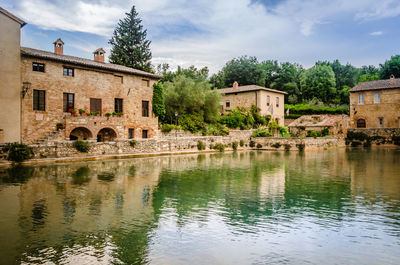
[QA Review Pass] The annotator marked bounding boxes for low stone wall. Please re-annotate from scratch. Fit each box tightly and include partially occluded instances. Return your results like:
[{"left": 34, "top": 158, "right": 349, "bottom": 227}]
[
  {"left": 347, "top": 128, "right": 400, "bottom": 146},
  {"left": 251, "top": 137, "right": 344, "bottom": 151}
]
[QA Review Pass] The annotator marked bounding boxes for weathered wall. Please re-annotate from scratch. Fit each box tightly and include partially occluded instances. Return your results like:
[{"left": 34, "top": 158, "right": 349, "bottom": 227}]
[
  {"left": 251, "top": 137, "right": 343, "bottom": 151},
  {"left": 0, "top": 12, "right": 22, "bottom": 143},
  {"left": 20, "top": 56, "right": 159, "bottom": 143},
  {"left": 350, "top": 89, "right": 400, "bottom": 128},
  {"left": 347, "top": 128, "right": 400, "bottom": 146}
]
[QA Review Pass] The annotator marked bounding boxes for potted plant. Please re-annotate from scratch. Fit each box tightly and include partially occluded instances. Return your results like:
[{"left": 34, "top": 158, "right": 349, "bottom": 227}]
[
  {"left": 79, "top": 109, "right": 86, "bottom": 116},
  {"left": 95, "top": 111, "right": 101, "bottom": 116},
  {"left": 112, "top": 111, "right": 118, "bottom": 117},
  {"left": 105, "top": 112, "right": 112, "bottom": 119},
  {"left": 117, "top": 112, "right": 124, "bottom": 117},
  {"left": 68, "top": 108, "right": 77, "bottom": 116},
  {"left": 56, "top": 122, "right": 64, "bottom": 130}
]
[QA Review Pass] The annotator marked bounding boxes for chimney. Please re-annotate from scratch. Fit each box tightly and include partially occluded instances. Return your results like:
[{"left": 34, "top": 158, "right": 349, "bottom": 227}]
[
  {"left": 390, "top": 74, "right": 395, "bottom": 85},
  {"left": 233, "top": 81, "right": 239, "bottom": 90},
  {"left": 53, "top": 38, "right": 64, "bottom": 55},
  {"left": 93, "top": 48, "right": 105, "bottom": 63}
]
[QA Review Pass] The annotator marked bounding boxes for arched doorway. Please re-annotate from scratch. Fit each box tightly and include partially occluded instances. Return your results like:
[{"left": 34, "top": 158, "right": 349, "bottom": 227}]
[
  {"left": 97, "top": 128, "right": 117, "bottom": 142},
  {"left": 70, "top": 127, "right": 92, "bottom": 140},
  {"left": 356, "top": 119, "right": 366, "bottom": 128}
]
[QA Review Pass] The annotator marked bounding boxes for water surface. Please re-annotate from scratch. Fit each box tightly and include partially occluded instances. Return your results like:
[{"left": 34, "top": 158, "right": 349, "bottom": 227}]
[{"left": 0, "top": 149, "right": 399, "bottom": 264}]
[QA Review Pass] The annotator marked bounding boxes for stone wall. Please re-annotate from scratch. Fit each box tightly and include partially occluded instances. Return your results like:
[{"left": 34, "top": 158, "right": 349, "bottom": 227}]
[
  {"left": 251, "top": 137, "right": 344, "bottom": 151},
  {"left": 347, "top": 128, "right": 400, "bottom": 146}
]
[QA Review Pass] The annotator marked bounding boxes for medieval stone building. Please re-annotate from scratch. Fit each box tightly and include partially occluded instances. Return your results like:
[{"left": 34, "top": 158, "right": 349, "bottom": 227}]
[{"left": 0, "top": 8, "right": 160, "bottom": 144}]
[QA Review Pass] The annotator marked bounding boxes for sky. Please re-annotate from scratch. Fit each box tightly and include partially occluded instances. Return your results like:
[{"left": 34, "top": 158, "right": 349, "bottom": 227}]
[{"left": 2, "top": 0, "right": 400, "bottom": 73}]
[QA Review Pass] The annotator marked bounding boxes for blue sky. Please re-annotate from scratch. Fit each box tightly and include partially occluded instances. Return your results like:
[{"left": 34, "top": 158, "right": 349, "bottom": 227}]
[{"left": 2, "top": 0, "right": 400, "bottom": 73}]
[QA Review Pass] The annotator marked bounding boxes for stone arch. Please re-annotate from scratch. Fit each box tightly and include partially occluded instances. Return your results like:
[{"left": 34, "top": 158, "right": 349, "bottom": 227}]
[
  {"left": 356, "top": 118, "right": 366, "bottom": 128},
  {"left": 97, "top": 127, "right": 117, "bottom": 142},
  {"left": 70, "top": 127, "right": 93, "bottom": 140}
]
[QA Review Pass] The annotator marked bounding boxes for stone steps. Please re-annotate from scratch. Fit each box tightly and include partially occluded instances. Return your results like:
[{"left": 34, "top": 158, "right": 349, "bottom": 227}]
[{"left": 34, "top": 129, "right": 65, "bottom": 145}]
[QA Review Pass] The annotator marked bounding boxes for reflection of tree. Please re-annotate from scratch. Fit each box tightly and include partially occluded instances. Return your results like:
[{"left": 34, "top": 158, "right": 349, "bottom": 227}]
[
  {"left": 31, "top": 199, "right": 47, "bottom": 228},
  {"left": 72, "top": 166, "right": 90, "bottom": 185},
  {"left": 0, "top": 165, "right": 34, "bottom": 184}
]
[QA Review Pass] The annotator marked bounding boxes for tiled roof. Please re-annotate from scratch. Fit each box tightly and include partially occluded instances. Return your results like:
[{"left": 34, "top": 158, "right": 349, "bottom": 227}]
[
  {"left": 350, "top": 78, "right": 400, "bottom": 92},
  {"left": 21, "top": 47, "right": 161, "bottom": 79},
  {"left": 218, "top": 85, "right": 287, "bottom": 95},
  {"left": 0, "top": 7, "right": 26, "bottom": 26},
  {"left": 288, "top": 115, "right": 349, "bottom": 127}
]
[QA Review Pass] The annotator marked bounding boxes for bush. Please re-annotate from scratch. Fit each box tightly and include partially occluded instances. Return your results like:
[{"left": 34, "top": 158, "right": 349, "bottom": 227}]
[
  {"left": 73, "top": 140, "right": 89, "bottom": 153},
  {"left": 161, "top": 124, "right": 176, "bottom": 133},
  {"left": 285, "top": 114, "right": 302, "bottom": 119},
  {"left": 213, "top": 143, "right": 225, "bottom": 152},
  {"left": 284, "top": 104, "right": 349, "bottom": 115},
  {"left": 296, "top": 143, "right": 305, "bottom": 151},
  {"left": 202, "top": 123, "right": 229, "bottom": 136},
  {"left": 271, "top": 142, "right": 281, "bottom": 148},
  {"left": 178, "top": 114, "right": 206, "bottom": 133},
  {"left": 321, "top": 127, "right": 330, "bottom": 137},
  {"left": 56, "top": 122, "right": 64, "bottom": 130},
  {"left": 239, "top": 140, "right": 245, "bottom": 147},
  {"left": 129, "top": 140, "right": 137, "bottom": 148},
  {"left": 284, "top": 144, "right": 291, "bottom": 151},
  {"left": 252, "top": 127, "right": 272, "bottom": 137},
  {"left": 249, "top": 140, "right": 256, "bottom": 147},
  {"left": 232, "top": 141, "right": 238, "bottom": 151},
  {"left": 197, "top": 140, "right": 206, "bottom": 150},
  {"left": 347, "top": 131, "right": 369, "bottom": 141},
  {"left": 306, "top": 130, "right": 321, "bottom": 138},
  {"left": 6, "top": 143, "right": 33, "bottom": 163},
  {"left": 256, "top": 143, "right": 262, "bottom": 149}
]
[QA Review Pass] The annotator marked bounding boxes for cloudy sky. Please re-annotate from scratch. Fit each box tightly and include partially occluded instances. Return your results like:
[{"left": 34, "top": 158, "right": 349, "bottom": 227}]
[{"left": 2, "top": 0, "right": 400, "bottom": 73}]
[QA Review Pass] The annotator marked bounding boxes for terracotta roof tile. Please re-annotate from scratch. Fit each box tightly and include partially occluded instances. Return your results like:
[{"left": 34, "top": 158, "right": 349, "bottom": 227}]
[
  {"left": 21, "top": 47, "right": 161, "bottom": 79},
  {"left": 350, "top": 78, "right": 400, "bottom": 92},
  {"left": 218, "top": 85, "right": 287, "bottom": 95}
]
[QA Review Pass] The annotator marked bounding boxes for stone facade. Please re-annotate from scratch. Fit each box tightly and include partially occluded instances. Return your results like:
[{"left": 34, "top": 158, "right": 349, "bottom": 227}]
[
  {"left": 20, "top": 42, "right": 159, "bottom": 144},
  {"left": 346, "top": 128, "right": 400, "bottom": 146},
  {"left": 288, "top": 115, "right": 350, "bottom": 138},
  {"left": 350, "top": 78, "right": 400, "bottom": 129},
  {"left": 0, "top": 8, "right": 25, "bottom": 143}
]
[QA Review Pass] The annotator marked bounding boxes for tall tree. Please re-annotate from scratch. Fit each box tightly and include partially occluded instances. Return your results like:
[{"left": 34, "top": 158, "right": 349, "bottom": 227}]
[
  {"left": 300, "top": 65, "right": 336, "bottom": 103},
  {"left": 109, "top": 6, "right": 152, "bottom": 72},
  {"left": 152, "top": 83, "right": 166, "bottom": 123},
  {"left": 380, "top": 55, "right": 400, "bottom": 79}
]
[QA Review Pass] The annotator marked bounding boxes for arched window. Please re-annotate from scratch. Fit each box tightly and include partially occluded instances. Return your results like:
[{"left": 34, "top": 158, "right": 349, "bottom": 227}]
[{"left": 356, "top": 119, "right": 366, "bottom": 128}]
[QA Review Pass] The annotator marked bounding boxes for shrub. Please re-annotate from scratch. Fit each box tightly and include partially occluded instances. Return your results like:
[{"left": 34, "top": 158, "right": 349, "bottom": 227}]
[
  {"left": 284, "top": 144, "right": 291, "bottom": 151},
  {"left": 284, "top": 104, "right": 349, "bottom": 115},
  {"left": 285, "top": 114, "right": 302, "bottom": 119},
  {"left": 56, "top": 122, "right": 64, "bottom": 130},
  {"left": 6, "top": 143, "right": 33, "bottom": 163},
  {"left": 105, "top": 112, "right": 112, "bottom": 118},
  {"left": 197, "top": 140, "right": 206, "bottom": 150},
  {"left": 178, "top": 114, "right": 206, "bottom": 133},
  {"left": 73, "top": 140, "right": 89, "bottom": 153},
  {"left": 203, "top": 123, "right": 229, "bottom": 136},
  {"left": 271, "top": 142, "right": 281, "bottom": 148},
  {"left": 79, "top": 109, "right": 86, "bottom": 115},
  {"left": 252, "top": 127, "right": 272, "bottom": 137},
  {"left": 256, "top": 143, "right": 262, "bottom": 149},
  {"left": 321, "top": 127, "right": 330, "bottom": 137},
  {"left": 296, "top": 143, "right": 305, "bottom": 151},
  {"left": 346, "top": 131, "right": 369, "bottom": 141},
  {"left": 213, "top": 143, "right": 225, "bottom": 152},
  {"left": 232, "top": 141, "right": 238, "bottom": 151},
  {"left": 351, "top": 141, "right": 361, "bottom": 147},
  {"left": 249, "top": 140, "right": 256, "bottom": 147},
  {"left": 219, "top": 108, "right": 254, "bottom": 129},
  {"left": 161, "top": 124, "right": 176, "bottom": 133},
  {"left": 306, "top": 130, "right": 321, "bottom": 138},
  {"left": 239, "top": 140, "right": 245, "bottom": 147},
  {"left": 129, "top": 140, "right": 137, "bottom": 148}
]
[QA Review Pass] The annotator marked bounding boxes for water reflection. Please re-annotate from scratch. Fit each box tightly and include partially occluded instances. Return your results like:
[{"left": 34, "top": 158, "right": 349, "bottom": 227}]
[{"left": 0, "top": 149, "right": 399, "bottom": 264}]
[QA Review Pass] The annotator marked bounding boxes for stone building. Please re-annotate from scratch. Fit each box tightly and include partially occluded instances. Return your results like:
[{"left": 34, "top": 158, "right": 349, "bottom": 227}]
[
  {"left": 0, "top": 8, "right": 160, "bottom": 144},
  {"left": 350, "top": 76, "right": 400, "bottom": 128},
  {"left": 218, "top": 82, "right": 287, "bottom": 126},
  {"left": 288, "top": 114, "right": 349, "bottom": 137},
  {"left": 0, "top": 7, "right": 26, "bottom": 143}
]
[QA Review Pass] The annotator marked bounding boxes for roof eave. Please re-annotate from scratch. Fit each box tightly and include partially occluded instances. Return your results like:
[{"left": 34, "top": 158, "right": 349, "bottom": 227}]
[{"left": 0, "top": 7, "right": 26, "bottom": 27}]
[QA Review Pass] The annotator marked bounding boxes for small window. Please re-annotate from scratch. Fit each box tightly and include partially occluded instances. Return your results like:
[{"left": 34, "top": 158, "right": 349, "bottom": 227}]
[
  {"left": 90, "top": 98, "right": 102, "bottom": 113},
  {"left": 63, "top": 67, "right": 74, "bottom": 77},
  {"left": 128, "top": 128, "right": 134, "bottom": 139},
  {"left": 379, "top": 117, "right": 383, "bottom": 128},
  {"left": 142, "top": 79, "right": 150, "bottom": 87},
  {"left": 267, "top": 95, "right": 270, "bottom": 106},
  {"left": 357, "top": 119, "right": 366, "bottom": 128},
  {"left": 33, "top": 90, "right": 45, "bottom": 111},
  {"left": 63, "top": 93, "right": 75, "bottom": 112},
  {"left": 142, "top": 130, "right": 148, "bottom": 139},
  {"left": 226, "top": 100, "right": 230, "bottom": 108},
  {"left": 358, "top": 94, "right": 364, "bottom": 104},
  {"left": 276, "top": 97, "right": 279, "bottom": 107},
  {"left": 115, "top": 98, "right": 123, "bottom": 113},
  {"left": 32, "top": 62, "right": 45, "bottom": 72},
  {"left": 142, "top": 100, "right": 149, "bottom": 117},
  {"left": 374, "top": 93, "right": 380, "bottom": 104}
]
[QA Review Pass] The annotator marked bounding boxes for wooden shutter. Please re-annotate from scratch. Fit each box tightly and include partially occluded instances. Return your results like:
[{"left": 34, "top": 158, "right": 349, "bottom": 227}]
[{"left": 90, "top": 98, "right": 101, "bottom": 113}]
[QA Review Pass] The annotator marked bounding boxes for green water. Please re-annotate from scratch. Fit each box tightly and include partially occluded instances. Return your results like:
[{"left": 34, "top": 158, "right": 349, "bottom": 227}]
[{"left": 0, "top": 149, "right": 400, "bottom": 265}]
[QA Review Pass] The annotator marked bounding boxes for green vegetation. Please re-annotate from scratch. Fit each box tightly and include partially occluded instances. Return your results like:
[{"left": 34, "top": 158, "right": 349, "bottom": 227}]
[
  {"left": 152, "top": 82, "right": 166, "bottom": 122},
  {"left": 73, "top": 140, "right": 89, "bottom": 153},
  {"left": 232, "top": 141, "right": 238, "bottom": 151},
  {"left": 6, "top": 143, "right": 33, "bottom": 163},
  {"left": 252, "top": 128, "right": 272, "bottom": 137},
  {"left": 197, "top": 140, "right": 206, "bottom": 150},
  {"left": 296, "top": 143, "right": 305, "bottom": 151},
  {"left": 202, "top": 123, "right": 229, "bottom": 136},
  {"left": 285, "top": 104, "right": 349, "bottom": 115},
  {"left": 249, "top": 140, "right": 256, "bottom": 148},
  {"left": 161, "top": 124, "right": 177, "bottom": 133},
  {"left": 56, "top": 122, "right": 64, "bottom": 130},
  {"left": 271, "top": 142, "right": 281, "bottom": 148},
  {"left": 129, "top": 140, "right": 137, "bottom": 148},
  {"left": 284, "top": 144, "right": 291, "bottom": 151},
  {"left": 256, "top": 143, "right": 263, "bottom": 149},
  {"left": 213, "top": 143, "right": 225, "bottom": 152},
  {"left": 239, "top": 140, "right": 245, "bottom": 147}
]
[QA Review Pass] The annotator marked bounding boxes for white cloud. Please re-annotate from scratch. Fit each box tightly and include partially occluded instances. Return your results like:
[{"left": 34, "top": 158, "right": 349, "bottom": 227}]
[{"left": 369, "top": 31, "right": 383, "bottom": 36}]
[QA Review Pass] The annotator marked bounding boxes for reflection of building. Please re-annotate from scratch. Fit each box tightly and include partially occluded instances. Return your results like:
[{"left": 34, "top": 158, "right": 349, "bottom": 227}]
[
  {"left": 259, "top": 166, "right": 285, "bottom": 198},
  {"left": 0, "top": 8, "right": 160, "bottom": 144},
  {"left": 218, "top": 81, "right": 287, "bottom": 126},
  {"left": 350, "top": 76, "right": 400, "bottom": 128}
]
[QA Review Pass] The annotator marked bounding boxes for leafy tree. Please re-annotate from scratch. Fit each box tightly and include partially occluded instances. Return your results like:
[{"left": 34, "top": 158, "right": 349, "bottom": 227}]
[
  {"left": 380, "top": 55, "right": 400, "bottom": 79},
  {"left": 359, "top": 73, "right": 380, "bottom": 82},
  {"left": 300, "top": 65, "right": 336, "bottom": 103},
  {"left": 359, "top": 65, "right": 379, "bottom": 76},
  {"left": 152, "top": 82, "right": 165, "bottom": 122},
  {"left": 270, "top": 62, "right": 303, "bottom": 102},
  {"left": 161, "top": 65, "right": 209, "bottom": 83},
  {"left": 109, "top": 5, "right": 152, "bottom": 72},
  {"left": 259, "top": 60, "right": 280, "bottom": 87},
  {"left": 316, "top": 60, "right": 358, "bottom": 92}
]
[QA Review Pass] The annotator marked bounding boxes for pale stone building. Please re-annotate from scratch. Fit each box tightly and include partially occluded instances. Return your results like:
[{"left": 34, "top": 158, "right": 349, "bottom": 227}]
[
  {"left": 350, "top": 76, "right": 400, "bottom": 128},
  {"left": 288, "top": 115, "right": 350, "bottom": 137},
  {"left": 0, "top": 8, "right": 160, "bottom": 144},
  {"left": 218, "top": 82, "right": 287, "bottom": 125}
]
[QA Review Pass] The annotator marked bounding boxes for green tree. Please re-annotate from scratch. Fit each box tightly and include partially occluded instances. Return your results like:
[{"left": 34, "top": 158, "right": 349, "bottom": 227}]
[
  {"left": 109, "top": 5, "right": 152, "bottom": 72},
  {"left": 152, "top": 82, "right": 165, "bottom": 122},
  {"left": 270, "top": 62, "right": 303, "bottom": 102},
  {"left": 300, "top": 65, "right": 336, "bottom": 103},
  {"left": 316, "top": 60, "right": 358, "bottom": 92},
  {"left": 380, "top": 55, "right": 400, "bottom": 79},
  {"left": 161, "top": 65, "right": 209, "bottom": 83},
  {"left": 359, "top": 73, "right": 380, "bottom": 82}
]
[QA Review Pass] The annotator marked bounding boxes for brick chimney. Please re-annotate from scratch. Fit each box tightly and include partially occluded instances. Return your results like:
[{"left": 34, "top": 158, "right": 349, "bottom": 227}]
[
  {"left": 53, "top": 38, "right": 64, "bottom": 55},
  {"left": 93, "top": 48, "right": 105, "bottom": 63},
  {"left": 390, "top": 74, "right": 395, "bottom": 85},
  {"left": 233, "top": 81, "right": 239, "bottom": 90}
]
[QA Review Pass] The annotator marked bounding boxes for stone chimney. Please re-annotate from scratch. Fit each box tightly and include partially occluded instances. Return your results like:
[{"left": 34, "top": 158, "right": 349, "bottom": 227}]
[
  {"left": 53, "top": 38, "right": 64, "bottom": 55},
  {"left": 233, "top": 81, "right": 239, "bottom": 90},
  {"left": 390, "top": 74, "right": 395, "bottom": 85},
  {"left": 93, "top": 48, "right": 105, "bottom": 63}
]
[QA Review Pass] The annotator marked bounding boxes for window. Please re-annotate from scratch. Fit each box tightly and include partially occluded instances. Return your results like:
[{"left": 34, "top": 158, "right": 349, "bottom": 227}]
[
  {"left": 267, "top": 95, "right": 270, "bottom": 106},
  {"left": 90, "top": 98, "right": 102, "bottom": 113},
  {"left": 33, "top": 90, "right": 45, "bottom": 111},
  {"left": 142, "top": 130, "right": 148, "bottom": 138},
  {"left": 63, "top": 93, "right": 74, "bottom": 112},
  {"left": 374, "top": 93, "right": 380, "bottom": 104},
  {"left": 63, "top": 67, "right": 74, "bottom": 77},
  {"left": 379, "top": 117, "right": 383, "bottom": 128},
  {"left": 142, "top": 100, "right": 149, "bottom": 117},
  {"left": 32, "top": 62, "right": 45, "bottom": 72},
  {"left": 358, "top": 94, "right": 364, "bottom": 104},
  {"left": 226, "top": 100, "right": 230, "bottom": 108},
  {"left": 128, "top": 128, "right": 134, "bottom": 139},
  {"left": 115, "top": 98, "right": 123, "bottom": 113},
  {"left": 276, "top": 97, "right": 279, "bottom": 107},
  {"left": 142, "top": 79, "right": 150, "bottom": 87},
  {"left": 357, "top": 119, "right": 366, "bottom": 128}
]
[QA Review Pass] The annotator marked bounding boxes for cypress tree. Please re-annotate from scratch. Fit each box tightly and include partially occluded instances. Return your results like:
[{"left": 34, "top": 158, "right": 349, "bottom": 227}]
[
  {"left": 152, "top": 82, "right": 166, "bottom": 122},
  {"left": 109, "top": 6, "right": 152, "bottom": 72}
]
